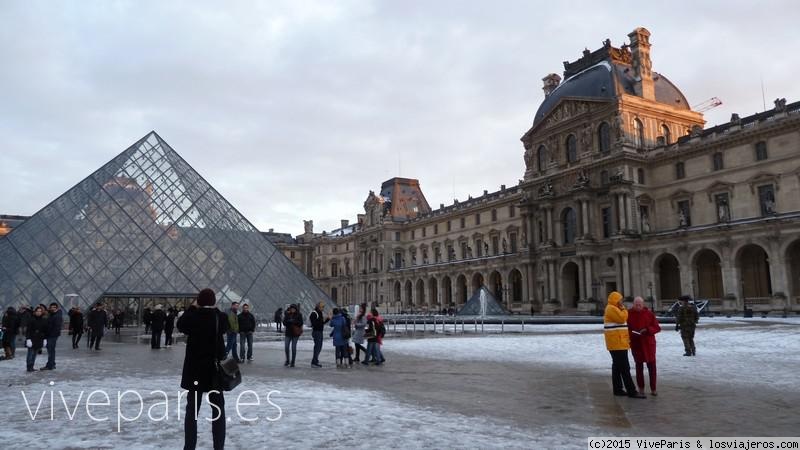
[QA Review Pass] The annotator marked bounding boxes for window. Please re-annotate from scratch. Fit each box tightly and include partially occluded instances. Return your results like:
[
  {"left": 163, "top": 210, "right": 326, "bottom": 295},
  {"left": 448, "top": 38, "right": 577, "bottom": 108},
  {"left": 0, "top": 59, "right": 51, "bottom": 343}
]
[
  {"left": 712, "top": 152, "right": 724, "bottom": 171},
  {"left": 492, "top": 236, "right": 499, "bottom": 255},
  {"left": 346, "top": 243, "right": 349, "bottom": 250},
  {"left": 394, "top": 252, "right": 402, "bottom": 268},
  {"left": 460, "top": 217, "right": 465, "bottom": 229},
  {"left": 491, "top": 209, "right": 497, "bottom": 222},
  {"left": 637, "top": 168, "right": 645, "bottom": 185},
  {"left": 633, "top": 118, "right": 645, "bottom": 148},
  {"left": 601, "top": 207, "right": 611, "bottom": 238},
  {"left": 447, "top": 245, "right": 454, "bottom": 261},
  {"left": 422, "top": 227, "right": 426, "bottom": 237},
  {"left": 676, "top": 162, "right": 685, "bottom": 180},
  {"left": 601, "top": 170, "right": 609, "bottom": 185},
  {"left": 460, "top": 241, "right": 468, "bottom": 259},
  {"left": 537, "top": 221, "right": 544, "bottom": 243},
  {"left": 447, "top": 220, "right": 451, "bottom": 232},
  {"left": 476, "top": 239, "right": 483, "bottom": 257},
  {"left": 598, "top": 122, "right": 611, "bottom": 153},
  {"left": 755, "top": 141, "right": 768, "bottom": 161},
  {"left": 566, "top": 134, "right": 577, "bottom": 163},
  {"left": 509, "top": 205, "right": 516, "bottom": 218},
  {"left": 537, "top": 145, "right": 547, "bottom": 172},
  {"left": 562, "top": 208, "right": 577, "bottom": 244},
  {"left": 331, "top": 263, "right": 338, "bottom": 278},
  {"left": 411, "top": 230, "right": 415, "bottom": 239},
  {"left": 434, "top": 224, "right": 438, "bottom": 235},
  {"left": 758, "top": 185, "right": 776, "bottom": 216},
  {"left": 510, "top": 232, "right": 518, "bottom": 253},
  {"left": 677, "top": 200, "right": 691, "bottom": 227},
  {"left": 661, "top": 124, "right": 671, "bottom": 145},
  {"left": 475, "top": 213, "right": 481, "bottom": 225},
  {"left": 434, "top": 247, "right": 441, "bottom": 263},
  {"left": 290, "top": 250, "right": 296, "bottom": 259},
  {"left": 715, "top": 193, "right": 730, "bottom": 222}
]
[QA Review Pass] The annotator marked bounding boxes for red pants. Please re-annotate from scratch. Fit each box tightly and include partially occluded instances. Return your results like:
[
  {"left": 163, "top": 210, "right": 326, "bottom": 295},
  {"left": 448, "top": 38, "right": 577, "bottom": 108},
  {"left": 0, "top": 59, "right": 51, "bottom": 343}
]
[{"left": 635, "top": 361, "right": 657, "bottom": 392}]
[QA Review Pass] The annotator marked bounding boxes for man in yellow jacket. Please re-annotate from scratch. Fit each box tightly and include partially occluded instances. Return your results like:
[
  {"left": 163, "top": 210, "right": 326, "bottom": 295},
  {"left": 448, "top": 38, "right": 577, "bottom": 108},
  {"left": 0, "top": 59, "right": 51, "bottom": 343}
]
[{"left": 604, "top": 291, "right": 646, "bottom": 398}]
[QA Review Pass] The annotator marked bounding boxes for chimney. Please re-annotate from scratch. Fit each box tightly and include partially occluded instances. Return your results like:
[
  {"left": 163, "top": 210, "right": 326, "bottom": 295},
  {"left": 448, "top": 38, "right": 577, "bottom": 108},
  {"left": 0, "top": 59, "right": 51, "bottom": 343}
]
[
  {"left": 341, "top": 219, "right": 349, "bottom": 229},
  {"left": 268, "top": 228, "right": 274, "bottom": 233},
  {"left": 627, "top": 27, "right": 655, "bottom": 101},
  {"left": 542, "top": 73, "right": 562, "bottom": 97}
]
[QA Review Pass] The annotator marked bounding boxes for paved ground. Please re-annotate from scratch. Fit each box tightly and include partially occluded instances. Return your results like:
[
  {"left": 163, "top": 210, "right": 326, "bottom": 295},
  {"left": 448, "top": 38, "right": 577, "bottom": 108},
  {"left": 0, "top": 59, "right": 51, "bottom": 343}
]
[{"left": 1, "top": 322, "right": 797, "bottom": 447}]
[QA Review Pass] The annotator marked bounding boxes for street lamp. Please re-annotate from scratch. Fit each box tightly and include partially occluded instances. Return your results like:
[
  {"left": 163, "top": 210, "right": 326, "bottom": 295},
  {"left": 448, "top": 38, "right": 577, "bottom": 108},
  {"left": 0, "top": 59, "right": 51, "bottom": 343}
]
[{"left": 647, "top": 281, "right": 654, "bottom": 311}]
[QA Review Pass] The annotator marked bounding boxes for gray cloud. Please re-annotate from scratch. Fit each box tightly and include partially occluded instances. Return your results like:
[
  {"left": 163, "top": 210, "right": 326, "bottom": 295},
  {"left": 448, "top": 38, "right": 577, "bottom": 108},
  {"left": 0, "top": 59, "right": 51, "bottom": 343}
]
[{"left": 2, "top": 0, "right": 799, "bottom": 235}]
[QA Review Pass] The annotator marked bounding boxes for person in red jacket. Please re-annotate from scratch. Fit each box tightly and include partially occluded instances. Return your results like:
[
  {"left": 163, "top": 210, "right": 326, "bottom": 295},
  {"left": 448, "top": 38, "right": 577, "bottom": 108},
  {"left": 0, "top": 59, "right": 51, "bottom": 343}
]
[{"left": 627, "top": 296, "right": 661, "bottom": 396}]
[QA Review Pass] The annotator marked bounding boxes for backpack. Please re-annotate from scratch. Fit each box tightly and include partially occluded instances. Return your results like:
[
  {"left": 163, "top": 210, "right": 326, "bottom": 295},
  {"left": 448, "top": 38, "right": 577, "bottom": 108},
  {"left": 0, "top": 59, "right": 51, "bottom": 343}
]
[
  {"left": 342, "top": 316, "right": 352, "bottom": 340},
  {"left": 376, "top": 320, "right": 385, "bottom": 338}
]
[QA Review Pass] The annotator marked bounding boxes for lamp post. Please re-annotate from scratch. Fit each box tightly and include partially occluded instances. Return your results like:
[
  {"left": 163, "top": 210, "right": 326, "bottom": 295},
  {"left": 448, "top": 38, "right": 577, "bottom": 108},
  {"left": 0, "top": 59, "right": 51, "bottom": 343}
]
[{"left": 647, "top": 281, "right": 654, "bottom": 311}]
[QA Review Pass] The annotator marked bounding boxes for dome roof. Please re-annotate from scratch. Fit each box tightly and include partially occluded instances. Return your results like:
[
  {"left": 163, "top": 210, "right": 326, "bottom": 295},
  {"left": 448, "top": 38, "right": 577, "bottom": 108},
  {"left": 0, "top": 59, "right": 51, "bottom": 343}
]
[{"left": 532, "top": 60, "right": 690, "bottom": 128}]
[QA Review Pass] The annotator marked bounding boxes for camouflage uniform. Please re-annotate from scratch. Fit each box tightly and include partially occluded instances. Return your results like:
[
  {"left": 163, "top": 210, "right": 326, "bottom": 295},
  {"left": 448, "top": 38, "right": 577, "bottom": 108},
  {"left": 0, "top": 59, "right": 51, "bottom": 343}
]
[{"left": 675, "top": 302, "right": 699, "bottom": 355}]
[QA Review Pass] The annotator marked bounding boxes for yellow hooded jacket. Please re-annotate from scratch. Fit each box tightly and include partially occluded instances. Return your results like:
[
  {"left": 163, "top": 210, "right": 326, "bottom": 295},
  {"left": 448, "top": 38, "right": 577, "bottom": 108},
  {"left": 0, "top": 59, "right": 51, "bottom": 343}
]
[{"left": 603, "top": 291, "right": 630, "bottom": 351}]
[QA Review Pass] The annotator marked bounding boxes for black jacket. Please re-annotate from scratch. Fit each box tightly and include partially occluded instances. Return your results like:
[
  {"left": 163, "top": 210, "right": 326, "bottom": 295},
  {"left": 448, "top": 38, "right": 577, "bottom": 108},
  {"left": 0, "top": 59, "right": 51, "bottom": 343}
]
[
  {"left": 238, "top": 311, "right": 256, "bottom": 333},
  {"left": 26, "top": 315, "right": 48, "bottom": 349},
  {"left": 2, "top": 311, "right": 20, "bottom": 335},
  {"left": 309, "top": 308, "right": 329, "bottom": 331},
  {"left": 164, "top": 312, "right": 176, "bottom": 332},
  {"left": 68, "top": 310, "right": 84, "bottom": 332},
  {"left": 177, "top": 307, "right": 228, "bottom": 392},
  {"left": 282, "top": 311, "right": 303, "bottom": 337},
  {"left": 46, "top": 310, "right": 64, "bottom": 338},
  {"left": 87, "top": 309, "right": 108, "bottom": 332},
  {"left": 150, "top": 310, "right": 166, "bottom": 330}
]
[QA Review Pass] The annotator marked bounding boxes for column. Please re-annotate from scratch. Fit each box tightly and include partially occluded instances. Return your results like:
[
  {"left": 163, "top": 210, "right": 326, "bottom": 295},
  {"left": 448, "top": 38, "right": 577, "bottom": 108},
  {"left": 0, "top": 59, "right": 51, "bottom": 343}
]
[
  {"left": 548, "top": 261, "right": 557, "bottom": 301},
  {"left": 578, "top": 260, "right": 586, "bottom": 301},
  {"left": 581, "top": 201, "right": 590, "bottom": 237},
  {"left": 546, "top": 208, "right": 554, "bottom": 243},
  {"left": 624, "top": 194, "right": 633, "bottom": 232},
  {"left": 621, "top": 253, "right": 630, "bottom": 295},
  {"left": 583, "top": 256, "right": 593, "bottom": 301},
  {"left": 616, "top": 194, "right": 625, "bottom": 233}
]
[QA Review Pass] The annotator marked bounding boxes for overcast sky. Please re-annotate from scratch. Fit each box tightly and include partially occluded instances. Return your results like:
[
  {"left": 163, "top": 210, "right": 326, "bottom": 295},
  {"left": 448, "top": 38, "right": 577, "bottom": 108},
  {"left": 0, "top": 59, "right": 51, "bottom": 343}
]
[{"left": 2, "top": 1, "right": 799, "bottom": 236}]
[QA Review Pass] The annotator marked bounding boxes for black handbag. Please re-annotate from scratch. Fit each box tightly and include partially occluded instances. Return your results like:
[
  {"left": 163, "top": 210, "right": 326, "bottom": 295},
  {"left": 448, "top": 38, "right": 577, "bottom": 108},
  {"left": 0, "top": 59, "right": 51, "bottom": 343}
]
[{"left": 213, "top": 314, "right": 242, "bottom": 391}]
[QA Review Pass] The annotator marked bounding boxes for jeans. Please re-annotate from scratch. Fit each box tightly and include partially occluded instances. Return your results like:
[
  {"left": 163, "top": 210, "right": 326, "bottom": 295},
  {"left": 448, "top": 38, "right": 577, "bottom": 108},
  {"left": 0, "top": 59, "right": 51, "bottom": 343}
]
[
  {"left": 151, "top": 327, "right": 163, "bottom": 349},
  {"left": 609, "top": 350, "right": 637, "bottom": 394},
  {"left": 225, "top": 332, "right": 238, "bottom": 360},
  {"left": 26, "top": 347, "right": 38, "bottom": 369},
  {"left": 239, "top": 332, "right": 253, "bottom": 360},
  {"left": 184, "top": 390, "right": 225, "bottom": 450},
  {"left": 45, "top": 336, "right": 58, "bottom": 369},
  {"left": 311, "top": 330, "right": 323, "bottom": 364},
  {"left": 71, "top": 331, "right": 82, "bottom": 348},
  {"left": 284, "top": 336, "right": 298, "bottom": 364},
  {"left": 335, "top": 344, "right": 350, "bottom": 363}
]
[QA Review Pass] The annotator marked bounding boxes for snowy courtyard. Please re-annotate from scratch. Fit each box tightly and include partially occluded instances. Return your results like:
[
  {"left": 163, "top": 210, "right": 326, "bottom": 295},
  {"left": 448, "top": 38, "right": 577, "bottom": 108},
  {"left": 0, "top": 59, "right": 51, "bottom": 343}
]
[{"left": 0, "top": 317, "right": 798, "bottom": 449}]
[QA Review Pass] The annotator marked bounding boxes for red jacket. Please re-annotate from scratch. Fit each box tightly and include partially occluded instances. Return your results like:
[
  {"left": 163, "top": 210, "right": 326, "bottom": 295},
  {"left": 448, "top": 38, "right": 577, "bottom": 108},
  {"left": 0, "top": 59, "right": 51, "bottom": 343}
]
[{"left": 627, "top": 307, "right": 661, "bottom": 363}]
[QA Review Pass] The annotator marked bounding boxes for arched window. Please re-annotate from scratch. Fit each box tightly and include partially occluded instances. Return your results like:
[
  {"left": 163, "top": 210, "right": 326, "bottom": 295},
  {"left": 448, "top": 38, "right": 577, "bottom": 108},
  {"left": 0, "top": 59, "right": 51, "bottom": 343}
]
[
  {"left": 562, "top": 208, "right": 577, "bottom": 244},
  {"left": 537, "top": 145, "right": 547, "bottom": 172},
  {"left": 565, "top": 134, "right": 577, "bottom": 163},
  {"left": 598, "top": 122, "right": 611, "bottom": 153},
  {"left": 661, "top": 124, "right": 671, "bottom": 145},
  {"left": 633, "top": 118, "right": 645, "bottom": 148}
]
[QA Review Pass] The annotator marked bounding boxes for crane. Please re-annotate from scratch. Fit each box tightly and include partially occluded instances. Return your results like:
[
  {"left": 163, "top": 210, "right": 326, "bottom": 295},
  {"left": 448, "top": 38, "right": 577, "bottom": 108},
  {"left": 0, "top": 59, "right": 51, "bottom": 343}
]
[{"left": 692, "top": 97, "right": 723, "bottom": 113}]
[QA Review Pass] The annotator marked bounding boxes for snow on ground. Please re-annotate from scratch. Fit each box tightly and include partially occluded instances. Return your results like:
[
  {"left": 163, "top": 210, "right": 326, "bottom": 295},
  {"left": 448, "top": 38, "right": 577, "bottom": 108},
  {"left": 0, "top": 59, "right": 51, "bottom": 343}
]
[
  {"left": 0, "top": 374, "right": 593, "bottom": 449},
  {"left": 383, "top": 322, "right": 800, "bottom": 389}
]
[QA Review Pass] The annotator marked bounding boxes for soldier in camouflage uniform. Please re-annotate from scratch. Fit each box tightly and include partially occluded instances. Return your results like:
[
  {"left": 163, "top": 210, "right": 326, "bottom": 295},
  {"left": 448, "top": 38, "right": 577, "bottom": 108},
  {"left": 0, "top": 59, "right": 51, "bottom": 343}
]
[{"left": 675, "top": 295, "right": 699, "bottom": 356}]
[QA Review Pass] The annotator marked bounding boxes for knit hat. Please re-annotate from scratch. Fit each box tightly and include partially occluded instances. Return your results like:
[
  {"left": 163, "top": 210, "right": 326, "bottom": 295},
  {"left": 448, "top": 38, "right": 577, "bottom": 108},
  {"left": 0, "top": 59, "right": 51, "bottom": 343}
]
[
  {"left": 607, "top": 291, "right": 623, "bottom": 305},
  {"left": 679, "top": 295, "right": 691, "bottom": 302},
  {"left": 198, "top": 288, "right": 216, "bottom": 306}
]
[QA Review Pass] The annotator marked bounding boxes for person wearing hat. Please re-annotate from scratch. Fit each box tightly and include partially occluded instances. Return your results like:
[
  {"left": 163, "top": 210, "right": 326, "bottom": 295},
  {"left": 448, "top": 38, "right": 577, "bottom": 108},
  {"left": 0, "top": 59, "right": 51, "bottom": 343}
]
[
  {"left": 675, "top": 295, "right": 699, "bottom": 356},
  {"left": 309, "top": 301, "right": 330, "bottom": 367},
  {"left": 150, "top": 305, "right": 166, "bottom": 349},
  {"left": 177, "top": 288, "right": 228, "bottom": 450},
  {"left": 87, "top": 303, "right": 108, "bottom": 350},
  {"left": 604, "top": 291, "right": 645, "bottom": 399}
]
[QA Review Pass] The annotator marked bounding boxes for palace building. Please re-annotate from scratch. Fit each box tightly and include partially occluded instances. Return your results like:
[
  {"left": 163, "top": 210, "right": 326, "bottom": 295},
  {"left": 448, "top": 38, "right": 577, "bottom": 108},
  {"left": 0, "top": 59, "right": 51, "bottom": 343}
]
[{"left": 273, "top": 27, "right": 800, "bottom": 314}]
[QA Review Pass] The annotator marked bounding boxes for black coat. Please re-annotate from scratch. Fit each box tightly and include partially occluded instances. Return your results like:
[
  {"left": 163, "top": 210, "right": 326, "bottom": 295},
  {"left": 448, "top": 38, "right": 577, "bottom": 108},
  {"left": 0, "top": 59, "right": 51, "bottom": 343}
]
[
  {"left": 26, "top": 315, "right": 48, "bottom": 349},
  {"left": 309, "top": 309, "right": 329, "bottom": 331},
  {"left": 68, "top": 310, "right": 84, "bottom": 333},
  {"left": 164, "top": 312, "right": 176, "bottom": 332},
  {"left": 87, "top": 309, "right": 107, "bottom": 332},
  {"left": 177, "top": 307, "right": 227, "bottom": 392},
  {"left": 46, "top": 310, "right": 64, "bottom": 338},
  {"left": 238, "top": 312, "right": 256, "bottom": 333},
  {"left": 150, "top": 310, "right": 166, "bottom": 330},
  {"left": 2, "top": 311, "right": 20, "bottom": 335},
  {"left": 282, "top": 311, "right": 303, "bottom": 337}
]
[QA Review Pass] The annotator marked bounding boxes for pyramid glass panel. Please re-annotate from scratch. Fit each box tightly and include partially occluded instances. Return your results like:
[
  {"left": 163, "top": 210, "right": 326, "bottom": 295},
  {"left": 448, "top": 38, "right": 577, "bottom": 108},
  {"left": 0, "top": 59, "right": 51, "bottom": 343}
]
[{"left": 0, "top": 132, "right": 332, "bottom": 317}]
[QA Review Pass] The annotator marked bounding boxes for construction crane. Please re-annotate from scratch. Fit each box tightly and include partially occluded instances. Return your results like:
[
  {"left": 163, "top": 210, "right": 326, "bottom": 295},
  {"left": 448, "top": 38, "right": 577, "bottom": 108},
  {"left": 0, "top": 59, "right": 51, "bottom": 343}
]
[{"left": 692, "top": 97, "right": 723, "bottom": 113}]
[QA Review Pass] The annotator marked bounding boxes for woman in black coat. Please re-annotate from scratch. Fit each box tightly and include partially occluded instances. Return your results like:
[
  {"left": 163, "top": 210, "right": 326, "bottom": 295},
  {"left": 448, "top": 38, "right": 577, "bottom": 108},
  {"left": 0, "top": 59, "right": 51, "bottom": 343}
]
[
  {"left": 177, "top": 288, "right": 228, "bottom": 450},
  {"left": 25, "top": 306, "right": 48, "bottom": 372},
  {"left": 282, "top": 304, "right": 303, "bottom": 367}
]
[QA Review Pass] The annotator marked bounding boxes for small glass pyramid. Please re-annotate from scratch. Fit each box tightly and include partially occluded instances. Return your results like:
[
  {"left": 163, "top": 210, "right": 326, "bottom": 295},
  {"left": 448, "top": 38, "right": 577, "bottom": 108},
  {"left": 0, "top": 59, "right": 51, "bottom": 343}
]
[{"left": 0, "top": 132, "right": 331, "bottom": 315}]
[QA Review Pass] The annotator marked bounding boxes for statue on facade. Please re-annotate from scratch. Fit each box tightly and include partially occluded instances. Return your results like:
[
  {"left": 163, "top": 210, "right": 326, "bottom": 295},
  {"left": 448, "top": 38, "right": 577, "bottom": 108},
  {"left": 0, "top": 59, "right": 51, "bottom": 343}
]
[
  {"left": 774, "top": 98, "right": 787, "bottom": 112},
  {"left": 539, "top": 179, "right": 554, "bottom": 196},
  {"left": 641, "top": 212, "right": 651, "bottom": 233},
  {"left": 484, "top": 242, "right": 489, "bottom": 256},
  {"left": 576, "top": 169, "right": 590, "bottom": 186},
  {"left": 717, "top": 199, "right": 730, "bottom": 222},
  {"left": 678, "top": 209, "right": 688, "bottom": 228},
  {"left": 303, "top": 220, "right": 314, "bottom": 234},
  {"left": 467, "top": 246, "right": 473, "bottom": 259},
  {"left": 502, "top": 238, "right": 508, "bottom": 254}
]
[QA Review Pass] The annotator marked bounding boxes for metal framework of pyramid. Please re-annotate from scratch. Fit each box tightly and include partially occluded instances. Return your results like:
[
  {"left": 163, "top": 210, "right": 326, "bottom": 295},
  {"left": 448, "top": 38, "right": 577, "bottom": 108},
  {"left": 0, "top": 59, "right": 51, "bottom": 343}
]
[
  {"left": 0, "top": 132, "right": 332, "bottom": 315},
  {"left": 456, "top": 286, "right": 509, "bottom": 316}
]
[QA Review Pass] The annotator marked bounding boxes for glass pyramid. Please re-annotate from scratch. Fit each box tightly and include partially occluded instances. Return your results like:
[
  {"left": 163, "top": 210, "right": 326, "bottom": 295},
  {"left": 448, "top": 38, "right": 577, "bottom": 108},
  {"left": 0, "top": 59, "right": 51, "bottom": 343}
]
[
  {"left": 456, "top": 286, "right": 508, "bottom": 316},
  {"left": 0, "top": 132, "right": 331, "bottom": 316}
]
